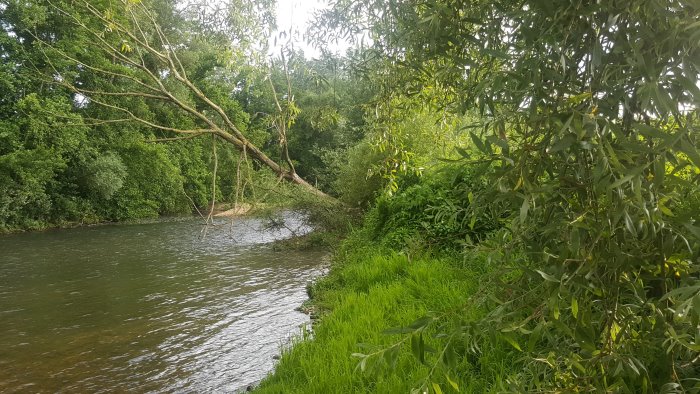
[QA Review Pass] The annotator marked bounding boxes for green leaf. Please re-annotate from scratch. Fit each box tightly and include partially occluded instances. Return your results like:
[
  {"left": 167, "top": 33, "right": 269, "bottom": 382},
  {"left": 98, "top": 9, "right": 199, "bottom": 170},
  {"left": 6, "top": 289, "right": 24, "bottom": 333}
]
[
  {"left": 610, "top": 321, "right": 621, "bottom": 342},
  {"left": 432, "top": 382, "right": 444, "bottom": 394},
  {"left": 445, "top": 374, "right": 459, "bottom": 393},
  {"left": 603, "top": 137, "right": 623, "bottom": 170},
  {"left": 678, "top": 136, "right": 700, "bottom": 169},
  {"left": 480, "top": 48, "right": 509, "bottom": 59},
  {"left": 677, "top": 75, "right": 700, "bottom": 101},
  {"left": 455, "top": 146, "right": 470, "bottom": 158},
  {"left": 653, "top": 156, "right": 665, "bottom": 188},
  {"left": 354, "top": 355, "right": 368, "bottom": 373},
  {"left": 591, "top": 40, "right": 603, "bottom": 70},
  {"left": 653, "top": 84, "right": 675, "bottom": 115},
  {"left": 502, "top": 332, "right": 522, "bottom": 351},
  {"left": 659, "top": 284, "right": 700, "bottom": 302},
  {"left": 568, "top": 93, "right": 592, "bottom": 105},
  {"left": 571, "top": 359, "right": 586, "bottom": 373},
  {"left": 411, "top": 333, "right": 425, "bottom": 364},
  {"left": 408, "top": 316, "right": 434, "bottom": 330},
  {"left": 549, "top": 133, "right": 577, "bottom": 153},
  {"left": 572, "top": 297, "right": 579, "bottom": 319},
  {"left": 636, "top": 124, "right": 674, "bottom": 144},
  {"left": 528, "top": 321, "right": 544, "bottom": 352},
  {"left": 609, "top": 163, "right": 650, "bottom": 189},
  {"left": 519, "top": 197, "right": 530, "bottom": 223},
  {"left": 657, "top": 196, "right": 674, "bottom": 216},
  {"left": 383, "top": 326, "right": 416, "bottom": 335},
  {"left": 683, "top": 223, "right": 700, "bottom": 240},
  {"left": 469, "top": 132, "right": 487, "bottom": 154},
  {"left": 442, "top": 343, "right": 458, "bottom": 369},
  {"left": 692, "top": 294, "right": 700, "bottom": 317},
  {"left": 536, "top": 270, "right": 560, "bottom": 283},
  {"left": 383, "top": 345, "right": 400, "bottom": 369},
  {"left": 486, "top": 134, "right": 508, "bottom": 150},
  {"left": 623, "top": 211, "right": 638, "bottom": 236},
  {"left": 445, "top": 374, "right": 460, "bottom": 392}
]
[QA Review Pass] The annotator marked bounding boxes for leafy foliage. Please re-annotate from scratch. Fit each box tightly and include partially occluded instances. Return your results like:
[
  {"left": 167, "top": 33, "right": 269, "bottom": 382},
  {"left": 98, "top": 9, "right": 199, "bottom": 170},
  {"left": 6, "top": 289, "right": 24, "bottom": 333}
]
[
  {"left": 318, "top": 0, "right": 700, "bottom": 391},
  {"left": 82, "top": 152, "right": 127, "bottom": 201},
  {"left": 0, "top": 0, "right": 346, "bottom": 231},
  {"left": 372, "top": 164, "right": 502, "bottom": 250},
  {"left": 3, "top": 0, "right": 699, "bottom": 390}
]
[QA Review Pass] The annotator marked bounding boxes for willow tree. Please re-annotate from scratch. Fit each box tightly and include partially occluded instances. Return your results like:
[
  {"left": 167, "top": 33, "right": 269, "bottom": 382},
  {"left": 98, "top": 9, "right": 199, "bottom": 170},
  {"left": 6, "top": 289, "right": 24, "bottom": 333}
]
[
  {"left": 30, "top": 0, "right": 328, "bottom": 198},
  {"left": 317, "top": 0, "right": 700, "bottom": 391}
]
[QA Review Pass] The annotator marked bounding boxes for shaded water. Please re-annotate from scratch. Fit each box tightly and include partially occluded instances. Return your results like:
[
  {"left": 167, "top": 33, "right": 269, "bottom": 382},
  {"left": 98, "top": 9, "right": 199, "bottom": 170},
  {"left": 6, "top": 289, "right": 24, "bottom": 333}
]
[{"left": 0, "top": 212, "right": 327, "bottom": 393}]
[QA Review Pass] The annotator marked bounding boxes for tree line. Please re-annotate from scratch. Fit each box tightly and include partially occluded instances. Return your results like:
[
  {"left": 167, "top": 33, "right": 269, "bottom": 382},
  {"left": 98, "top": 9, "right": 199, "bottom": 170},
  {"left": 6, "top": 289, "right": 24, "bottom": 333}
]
[{"left": 0, "top": 0, "right": 379, "bottom": 231}]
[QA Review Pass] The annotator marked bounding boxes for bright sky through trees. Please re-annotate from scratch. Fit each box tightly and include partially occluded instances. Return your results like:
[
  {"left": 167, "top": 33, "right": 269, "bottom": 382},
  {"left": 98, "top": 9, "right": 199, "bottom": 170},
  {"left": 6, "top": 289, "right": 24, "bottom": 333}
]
[{"left": 271, "top": 0, "right": 349, "bottom": 58}]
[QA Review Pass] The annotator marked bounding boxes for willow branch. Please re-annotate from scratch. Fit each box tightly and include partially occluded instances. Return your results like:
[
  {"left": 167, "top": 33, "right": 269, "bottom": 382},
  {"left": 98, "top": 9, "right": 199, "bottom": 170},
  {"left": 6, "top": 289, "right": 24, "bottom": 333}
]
[
  {"left": 67, "top": 0, "right": 284, "bottom": 166},
  {"left": 31, "top": 33, "right": 162, "bottom": 94},
  {"left": 80, "top": 0, "right": 168, "bottom": 60},
  {"left": 280, "top": 51, "right": 297, "bottom": 174},
  {"left": 35, "top": 0, "right": 332, "bottom": 199},
  {"left": 203, "top": 134, "right": 219, "bottom": 236},
  {"left": 47, "top": 1, "right": 160, "bottom": 72},
  {"left": 142, "top": 6, "right": 190, "bottom": 80},
  {"left": 148, "top": 133, "right": 205, "bottom": 142},
  {"left": 267, "top": 56, "right": 296, "bottom": 174},
  {"left": 71, "top": 89, "right": 211, "bottom": 134},
  {"left": 57, "top": 83, "right": 170, "bottom": 101}
]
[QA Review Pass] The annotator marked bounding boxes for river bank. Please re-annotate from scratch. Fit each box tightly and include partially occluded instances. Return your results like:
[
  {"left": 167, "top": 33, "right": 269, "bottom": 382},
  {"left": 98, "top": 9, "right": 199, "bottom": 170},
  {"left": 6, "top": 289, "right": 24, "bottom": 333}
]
[
  {"left": 252, "top": 222, "right": 514, "bottom": 393},
  {"left": 0, "top": 202, "right": 269, "bottom": 235}
]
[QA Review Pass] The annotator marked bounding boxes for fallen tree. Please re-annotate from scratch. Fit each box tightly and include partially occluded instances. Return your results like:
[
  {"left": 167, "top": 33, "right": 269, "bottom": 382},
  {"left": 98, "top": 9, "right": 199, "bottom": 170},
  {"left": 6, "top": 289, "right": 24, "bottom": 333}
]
[{"left": 32, "top": 0, "right": 330, "bottom": 199}]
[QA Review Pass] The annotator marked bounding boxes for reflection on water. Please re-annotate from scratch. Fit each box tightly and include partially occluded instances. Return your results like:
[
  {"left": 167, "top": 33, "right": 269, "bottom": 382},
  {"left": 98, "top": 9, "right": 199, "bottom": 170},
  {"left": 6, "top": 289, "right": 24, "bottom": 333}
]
[{"left": 0, "top": 212, "right": 327, "bottom": 393}]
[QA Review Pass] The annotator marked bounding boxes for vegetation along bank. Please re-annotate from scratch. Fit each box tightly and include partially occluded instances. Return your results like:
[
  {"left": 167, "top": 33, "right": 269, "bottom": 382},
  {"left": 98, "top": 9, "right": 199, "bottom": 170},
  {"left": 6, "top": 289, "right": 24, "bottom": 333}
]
[{"left": 1, "top": 0, "right": 698, "bottom": 392}]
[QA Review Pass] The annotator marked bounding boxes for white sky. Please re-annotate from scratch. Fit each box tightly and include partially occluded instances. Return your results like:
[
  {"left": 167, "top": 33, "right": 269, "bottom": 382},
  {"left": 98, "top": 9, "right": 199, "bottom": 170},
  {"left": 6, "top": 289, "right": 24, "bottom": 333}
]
[{"left": 270, "top": 0, "right": 349, "bottom": 58}]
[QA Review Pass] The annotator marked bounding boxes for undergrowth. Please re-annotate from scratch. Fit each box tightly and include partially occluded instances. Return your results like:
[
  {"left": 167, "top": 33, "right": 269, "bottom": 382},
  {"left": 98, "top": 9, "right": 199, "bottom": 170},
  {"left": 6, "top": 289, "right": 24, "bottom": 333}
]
[{"left": 254, "top": 201, "right": 513, "bottom": 393}]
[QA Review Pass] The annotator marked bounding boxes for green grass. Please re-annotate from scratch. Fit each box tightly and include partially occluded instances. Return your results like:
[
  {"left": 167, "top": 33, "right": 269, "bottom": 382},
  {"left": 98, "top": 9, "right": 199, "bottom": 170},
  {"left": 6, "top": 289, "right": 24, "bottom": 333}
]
[{"left": 253, "top": 232, "right": 513, "bottom": 394}]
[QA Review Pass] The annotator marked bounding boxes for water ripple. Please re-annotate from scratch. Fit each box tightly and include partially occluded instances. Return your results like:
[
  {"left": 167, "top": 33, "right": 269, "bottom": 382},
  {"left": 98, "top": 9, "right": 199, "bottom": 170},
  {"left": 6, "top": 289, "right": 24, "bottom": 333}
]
[{"left": 0, "top": 212, "right": 327, "bottom": 393}]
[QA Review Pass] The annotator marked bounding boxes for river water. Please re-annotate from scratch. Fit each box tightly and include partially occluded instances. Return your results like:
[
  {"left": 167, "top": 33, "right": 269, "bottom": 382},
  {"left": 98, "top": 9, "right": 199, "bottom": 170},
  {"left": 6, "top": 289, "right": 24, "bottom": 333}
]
[{"left": 0, "top": 212, "right": 327, "bottom": 393}]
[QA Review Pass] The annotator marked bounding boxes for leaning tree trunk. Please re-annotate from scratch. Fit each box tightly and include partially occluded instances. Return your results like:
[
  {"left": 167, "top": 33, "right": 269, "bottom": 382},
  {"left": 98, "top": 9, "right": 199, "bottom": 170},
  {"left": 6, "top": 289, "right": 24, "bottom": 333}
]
[
  {"left": 214, "top": 131, "right": 329, "bottom": 199},
  {"left": 37, "top": 0, "right": 332, "bottom": 200}
]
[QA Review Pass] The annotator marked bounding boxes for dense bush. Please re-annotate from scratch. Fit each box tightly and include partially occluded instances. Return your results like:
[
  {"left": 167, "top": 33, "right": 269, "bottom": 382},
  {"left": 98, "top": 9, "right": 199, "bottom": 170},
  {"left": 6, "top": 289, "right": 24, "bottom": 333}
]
[
  {"left": 83, "top": 152, "right": 128, "bottom": 201},
  {"left": 0, "top": 148, "right": 65, "bottom": 230},
  {"left": 371, "top": 164, "right": 504, "bottom": 250},
  {"left": 334, "top": 142, "right": 388, "bottom": 208}
]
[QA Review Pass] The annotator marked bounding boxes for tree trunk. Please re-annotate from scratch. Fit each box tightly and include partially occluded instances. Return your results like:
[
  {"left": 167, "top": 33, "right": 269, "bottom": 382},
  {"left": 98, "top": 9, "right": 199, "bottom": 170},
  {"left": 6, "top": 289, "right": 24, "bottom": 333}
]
[{"left": 214, "top": 131, "right": 331, "bottom": 199}]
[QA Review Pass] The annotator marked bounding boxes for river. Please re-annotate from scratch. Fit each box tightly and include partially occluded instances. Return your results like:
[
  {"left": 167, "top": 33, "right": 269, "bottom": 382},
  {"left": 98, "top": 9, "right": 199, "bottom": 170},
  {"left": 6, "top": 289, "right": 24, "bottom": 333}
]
[{"left": 0, "top": 212, "right": 327, "bottom": 393}]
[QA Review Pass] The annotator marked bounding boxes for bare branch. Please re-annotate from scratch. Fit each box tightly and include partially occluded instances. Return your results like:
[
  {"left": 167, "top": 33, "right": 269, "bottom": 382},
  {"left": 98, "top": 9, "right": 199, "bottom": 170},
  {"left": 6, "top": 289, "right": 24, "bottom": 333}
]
[
  {"left": 36, "top": 0, "right": 332, "bottom": 199},
  {"left": 148, "top": 133, "right": 205, "bottom": 142}
]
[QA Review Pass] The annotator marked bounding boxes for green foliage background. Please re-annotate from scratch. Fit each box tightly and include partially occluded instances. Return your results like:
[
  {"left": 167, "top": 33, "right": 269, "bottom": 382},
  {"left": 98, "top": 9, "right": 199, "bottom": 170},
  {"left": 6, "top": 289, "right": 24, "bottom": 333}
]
[{"left": 0, "top": 0, "right": 370, "bottom": 232}]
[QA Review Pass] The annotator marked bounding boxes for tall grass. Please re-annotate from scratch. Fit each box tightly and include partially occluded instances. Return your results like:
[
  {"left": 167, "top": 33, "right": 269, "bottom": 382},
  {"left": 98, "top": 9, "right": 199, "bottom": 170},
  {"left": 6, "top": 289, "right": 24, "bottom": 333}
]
[{"left": 253, "top": 230, "right": 512, "bottom": 393}]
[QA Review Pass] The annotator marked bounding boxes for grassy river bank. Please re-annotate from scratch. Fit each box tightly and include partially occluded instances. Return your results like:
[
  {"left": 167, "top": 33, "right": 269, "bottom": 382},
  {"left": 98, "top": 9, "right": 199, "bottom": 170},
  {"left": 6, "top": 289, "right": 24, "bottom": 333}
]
[{"left": 254, "top": 213, "right": 514, "bottom": 393}]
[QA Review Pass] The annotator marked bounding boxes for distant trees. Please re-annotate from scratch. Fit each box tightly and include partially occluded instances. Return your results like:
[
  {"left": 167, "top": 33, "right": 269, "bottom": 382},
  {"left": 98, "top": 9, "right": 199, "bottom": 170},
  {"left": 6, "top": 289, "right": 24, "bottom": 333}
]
[
  {"left": 0, "top": 0, "right": 203, "bottom": 229},
  {"left": 1, "top": 0, "right": 364, "bottom": 230},
  {"left": 32, "top": 0, "right": 331, "bottom": 197}
]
